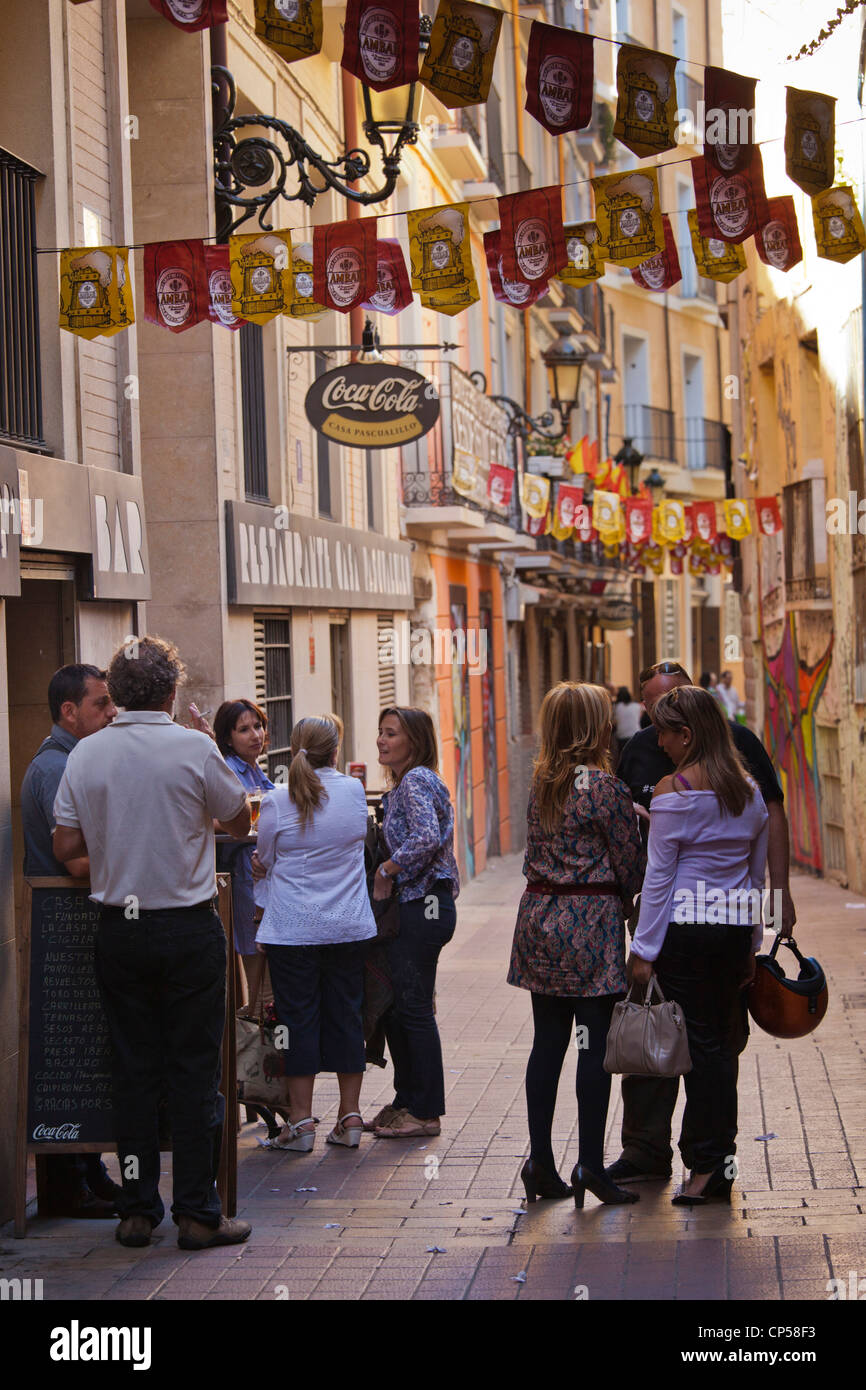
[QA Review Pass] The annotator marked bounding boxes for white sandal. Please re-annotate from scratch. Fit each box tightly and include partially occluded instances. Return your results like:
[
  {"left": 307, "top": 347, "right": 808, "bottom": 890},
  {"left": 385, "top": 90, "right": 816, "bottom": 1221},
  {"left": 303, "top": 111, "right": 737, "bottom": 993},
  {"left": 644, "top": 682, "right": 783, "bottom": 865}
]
[
  {"left": 269, "top": 1117, "right": 317, "bottom": 1152},
  {"left": 326, "top": 1112, "right": 364, "bottom": 1148}
]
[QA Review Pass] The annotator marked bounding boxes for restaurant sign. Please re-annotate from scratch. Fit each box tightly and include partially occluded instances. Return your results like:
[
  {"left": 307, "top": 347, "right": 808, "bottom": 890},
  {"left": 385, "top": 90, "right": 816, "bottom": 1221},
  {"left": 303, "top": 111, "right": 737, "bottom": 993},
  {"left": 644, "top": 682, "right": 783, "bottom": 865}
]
[
  {"left": 305, "top": 362, "right": 439, "bottom": 450},
  {"left": 226, "top": 501, "right": 414, "bottom": 610}
]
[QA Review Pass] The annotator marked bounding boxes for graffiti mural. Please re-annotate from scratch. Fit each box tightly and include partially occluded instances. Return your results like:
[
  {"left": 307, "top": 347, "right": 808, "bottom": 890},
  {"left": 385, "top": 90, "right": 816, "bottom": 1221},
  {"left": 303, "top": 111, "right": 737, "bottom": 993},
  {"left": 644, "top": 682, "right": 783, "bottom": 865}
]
[
  {"left": 449, "top": 587, "right": 475, "bottom": 880},
  {"left": 479, "top": 594, "right": 500, "bottom": 858},
  {"left": 759, "top": 610, "right": 833, "bottom": 872}
]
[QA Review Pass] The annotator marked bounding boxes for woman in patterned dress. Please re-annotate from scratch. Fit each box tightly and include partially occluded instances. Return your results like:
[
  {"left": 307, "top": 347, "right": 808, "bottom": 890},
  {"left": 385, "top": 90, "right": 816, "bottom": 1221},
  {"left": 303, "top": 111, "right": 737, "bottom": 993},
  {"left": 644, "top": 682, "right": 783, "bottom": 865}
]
[{"left": 509, "top": 682, "right": 645, "bottom": 1208}]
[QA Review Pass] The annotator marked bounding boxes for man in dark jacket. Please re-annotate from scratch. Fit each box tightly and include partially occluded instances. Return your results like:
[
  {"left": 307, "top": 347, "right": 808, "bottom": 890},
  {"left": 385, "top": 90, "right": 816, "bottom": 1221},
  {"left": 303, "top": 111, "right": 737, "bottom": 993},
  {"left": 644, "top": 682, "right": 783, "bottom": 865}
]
[{"left": 604, "top": 660, "right": 796, "bottom": 1185}]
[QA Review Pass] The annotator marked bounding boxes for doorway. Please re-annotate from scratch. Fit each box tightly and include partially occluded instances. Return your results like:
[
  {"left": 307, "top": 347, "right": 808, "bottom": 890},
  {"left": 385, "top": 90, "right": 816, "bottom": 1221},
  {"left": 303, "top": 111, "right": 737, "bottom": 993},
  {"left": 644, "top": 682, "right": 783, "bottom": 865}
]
[{"left": 329, "top": 615, "right": 353, "bottom": 767}]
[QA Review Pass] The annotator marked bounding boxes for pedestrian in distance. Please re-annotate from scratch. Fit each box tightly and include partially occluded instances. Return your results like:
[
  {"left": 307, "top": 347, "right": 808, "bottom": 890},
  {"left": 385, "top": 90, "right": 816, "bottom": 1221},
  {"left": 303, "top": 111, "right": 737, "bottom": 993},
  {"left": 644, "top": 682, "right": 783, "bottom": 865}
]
[
  {"left": 365, "top": 706, "right": 460, "bottom": 1139},
  {"left": 254, "top": 714, "right": 376, "bottom": 1151},
  {"left": 52, "top": 636, "right": 253, "bottom": 1251},
  {"left": 605, "top": 659, "right": 794, "bottom": 1190},
  {"left": 508, "top": 682, "right": 645, "bottom": 1209},
  {"left": 20, "top": 663, "right": 122, "bottom": 1220},
  {"left": 627, "top": 685, "right": 769, "bottom": 1204}
]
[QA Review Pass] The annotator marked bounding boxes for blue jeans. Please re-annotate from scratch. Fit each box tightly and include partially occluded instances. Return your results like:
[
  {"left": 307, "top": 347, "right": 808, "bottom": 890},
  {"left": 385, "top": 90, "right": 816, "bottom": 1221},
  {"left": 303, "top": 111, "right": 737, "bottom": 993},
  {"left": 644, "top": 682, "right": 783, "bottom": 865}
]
[
  {"left": 383, "top": 883, "right": 456, "bottom": 1119},
  {"left": 95, "top": 904, "right": 226, "bottom": 1229}
]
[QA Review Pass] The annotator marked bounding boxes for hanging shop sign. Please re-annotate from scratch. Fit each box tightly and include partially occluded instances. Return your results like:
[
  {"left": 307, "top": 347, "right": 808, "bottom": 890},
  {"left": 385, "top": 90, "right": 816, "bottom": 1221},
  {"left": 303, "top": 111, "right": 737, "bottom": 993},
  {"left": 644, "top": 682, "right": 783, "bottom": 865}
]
[
  {"left": 225, "top": 501, "right": 414, "bottom": 609},
  {"left": 304, "top": 361, "right": 439, "bottom": 449}
]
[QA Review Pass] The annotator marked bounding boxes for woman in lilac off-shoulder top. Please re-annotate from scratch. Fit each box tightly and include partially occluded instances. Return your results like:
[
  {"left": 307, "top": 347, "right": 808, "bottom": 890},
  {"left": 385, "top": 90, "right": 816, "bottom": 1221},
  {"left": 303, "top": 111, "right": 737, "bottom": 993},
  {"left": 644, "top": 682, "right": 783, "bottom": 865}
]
[{"left": 366, "top": 706, "right": 459, "bottom": 1140}]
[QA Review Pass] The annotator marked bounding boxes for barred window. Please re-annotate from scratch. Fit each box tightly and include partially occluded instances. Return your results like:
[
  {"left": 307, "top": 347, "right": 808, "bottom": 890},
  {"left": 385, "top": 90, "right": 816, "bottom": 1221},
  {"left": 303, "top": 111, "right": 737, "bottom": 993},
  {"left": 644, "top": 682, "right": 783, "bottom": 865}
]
[
  {"left": 0, "top": 148, "right": 44, "bottom": 448},
  {"left": 254, "top": 615, "right": 292, "bottom": 779}
]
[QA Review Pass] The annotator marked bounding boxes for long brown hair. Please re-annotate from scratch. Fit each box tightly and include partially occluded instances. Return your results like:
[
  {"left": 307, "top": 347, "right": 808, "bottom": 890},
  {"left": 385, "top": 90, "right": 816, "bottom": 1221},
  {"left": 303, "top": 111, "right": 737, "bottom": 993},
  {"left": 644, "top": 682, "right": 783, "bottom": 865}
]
[
  {"left": 532, "top": 682, "right": 613, "bottom": 835},
  {"left": 288, "top": 714, "right": 343, "bottom": 829},
  {"left": 651, "top": 685, "right": 754, "bottom": 816},
  {"left": 378, "top": 706, "right": 439, "bottom": 786}
]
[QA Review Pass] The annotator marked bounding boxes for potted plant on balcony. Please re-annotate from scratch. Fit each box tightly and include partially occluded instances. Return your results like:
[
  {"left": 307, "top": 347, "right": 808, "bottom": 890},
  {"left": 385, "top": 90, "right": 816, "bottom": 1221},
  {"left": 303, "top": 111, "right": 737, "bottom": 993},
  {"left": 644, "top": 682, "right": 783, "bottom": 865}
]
[{"left": 525, "top": 434, "right": 569, "bottom": 477}]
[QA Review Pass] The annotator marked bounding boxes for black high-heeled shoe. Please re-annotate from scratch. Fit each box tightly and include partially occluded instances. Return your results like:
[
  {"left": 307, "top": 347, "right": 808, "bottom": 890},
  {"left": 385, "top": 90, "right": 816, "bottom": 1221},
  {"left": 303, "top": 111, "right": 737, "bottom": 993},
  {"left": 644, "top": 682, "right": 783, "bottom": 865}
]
[
  {"left": 520, "top": 1158, "right": 573, "bottom": 1202},
  {"left": 671, "top": 1164, "right": 734, "bottom": 1206},
  {"left": 570, "top": 1163, "right": 640, "bottom": 1209}
]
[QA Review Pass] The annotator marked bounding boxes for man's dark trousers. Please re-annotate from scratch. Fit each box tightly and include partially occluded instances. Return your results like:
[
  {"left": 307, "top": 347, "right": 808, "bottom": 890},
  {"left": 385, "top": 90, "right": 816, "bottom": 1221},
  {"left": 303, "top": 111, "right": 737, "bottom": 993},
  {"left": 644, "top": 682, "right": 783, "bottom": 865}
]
[{"left": 95, "top": 903, "right": 226, "bottom": 1228}]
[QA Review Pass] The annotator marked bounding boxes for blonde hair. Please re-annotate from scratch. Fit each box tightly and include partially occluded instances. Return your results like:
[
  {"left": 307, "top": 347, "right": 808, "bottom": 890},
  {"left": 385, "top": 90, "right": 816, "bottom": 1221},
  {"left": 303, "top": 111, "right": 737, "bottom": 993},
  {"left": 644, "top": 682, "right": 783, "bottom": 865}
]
[
  {"left": 651, "top": 686, "right": 754, "bottom": 816},
  {"left": 288, "top": 714, "right": 343, "bottom": 829},
  {"left": 532, "top": 682, "right": 613, "bottom": 835}
]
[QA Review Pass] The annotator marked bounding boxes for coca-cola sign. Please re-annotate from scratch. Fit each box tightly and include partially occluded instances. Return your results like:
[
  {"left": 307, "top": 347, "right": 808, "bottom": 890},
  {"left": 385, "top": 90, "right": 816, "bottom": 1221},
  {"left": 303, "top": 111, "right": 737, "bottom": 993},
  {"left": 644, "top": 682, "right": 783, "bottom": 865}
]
[
  {"left": 305, "top": 362, "right": 440, "bottom": 450},
  {"left": 33, "top": 1122, "right": 82, "bottom": 1141}
]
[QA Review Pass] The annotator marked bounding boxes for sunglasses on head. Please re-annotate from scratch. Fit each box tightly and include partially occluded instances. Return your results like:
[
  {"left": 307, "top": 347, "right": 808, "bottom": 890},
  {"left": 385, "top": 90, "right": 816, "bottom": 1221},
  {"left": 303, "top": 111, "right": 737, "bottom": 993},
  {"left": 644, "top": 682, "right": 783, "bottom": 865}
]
[{"left": 639, "top": 661, "right": 688, "bottom": 687}]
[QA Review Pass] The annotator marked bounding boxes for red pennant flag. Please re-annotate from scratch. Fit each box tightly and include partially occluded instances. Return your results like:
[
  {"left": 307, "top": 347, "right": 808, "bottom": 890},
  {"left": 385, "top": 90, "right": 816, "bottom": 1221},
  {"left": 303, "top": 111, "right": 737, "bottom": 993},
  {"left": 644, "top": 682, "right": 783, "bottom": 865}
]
[
  {"left": 525, "top": 23, "right": 594, "bottom": 137},
  {"left": 631, "top": 214, "right": 681, "bottom": 291},
  {"left": 693, "top": 500, "right": 718, "bottom": 543},
  {"left": 682, "top": 502, "right": 695, "bottom": 544},
  {"left": 756, "top": 496, "right": 783, "bottom": 536},
  {"left": 555, "top": 483, "right": 584, "bottom": 529},
  {"left": 702, "top": 67, "right": 756, "bottom": 177},
  {"left": 484, "top": 230, "right": 549, "bottom": 307},
  {"left": 361, "top": 239, "right": 413, "bottom": 316},
  {"left": 692, "top": 146, "right": 770, "bottom": 244},
  {"left": 497, "top": 187, "right": 567, "bottom": 287},
  {"left": 143, "top": 240, "right": 208, "bottom": 333},
  {"left": 525, "top": 509, "right": 548, "bottom": 537},
  {"left": 625, "top": 497, "right": 653, "bottom": 546},
  {"left": 204, "top": 245, "right": 244, "bottom": 330},
  {"left": 488, "top": 463, "right": 515, "bottom": 507},
  {"left": 313, "top": 219, "right": 378, "bottom": 314},
  {"left": 341, "top": 0, "right": 419, "bottom": 91},
  {"left": 148, "top": 0, "right": 227, "bottom": 30},
  {"left": 574, "top": 506, "right": 598, "bottom": 543},
  {"left": 755, "top": 196, "right": 803, "bottom": 273}
]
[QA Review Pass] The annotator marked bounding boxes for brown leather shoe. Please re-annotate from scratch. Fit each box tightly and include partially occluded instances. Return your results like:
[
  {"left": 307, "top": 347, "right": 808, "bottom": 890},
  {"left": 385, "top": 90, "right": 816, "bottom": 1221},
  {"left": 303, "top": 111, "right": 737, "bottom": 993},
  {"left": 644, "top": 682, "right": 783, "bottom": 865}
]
[
  {"left": 177, "top": 1214, "right": 252, "bottom": 1250},
  {"left": 115, "top": 1215, "right": 152, "bottom": 1247},
  {"left": 363, "top": 1104, "right": 398, "bottom": 1133}
]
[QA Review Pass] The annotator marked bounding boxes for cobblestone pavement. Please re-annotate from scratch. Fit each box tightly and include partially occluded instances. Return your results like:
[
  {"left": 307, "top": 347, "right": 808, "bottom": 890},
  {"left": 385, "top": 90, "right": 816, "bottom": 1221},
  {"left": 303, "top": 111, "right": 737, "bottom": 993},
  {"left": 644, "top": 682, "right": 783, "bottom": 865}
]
[{"left": 3, "top": 859, "right": 865, "bottom": 1302}]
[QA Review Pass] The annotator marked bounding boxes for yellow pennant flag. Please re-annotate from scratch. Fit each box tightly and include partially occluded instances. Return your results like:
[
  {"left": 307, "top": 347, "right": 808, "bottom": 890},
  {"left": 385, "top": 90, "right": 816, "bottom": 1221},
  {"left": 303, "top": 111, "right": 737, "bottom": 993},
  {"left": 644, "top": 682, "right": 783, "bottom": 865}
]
[
  {"left": 407, "top": 202, "right": 480, "bottom": 316},
  {"left": 59, "top": 246, "right": 134, "bottom": 340},
  {"left": 287, "top": 240, "right": 327, "bottom": 321},
  {"left": 452, "top": 449, "right": 478, "bottom": 499},
  {"left": 592, "top": 169, "right": 664, "bottom": 269},
  {"left": 557, "top": 222, "right": 605, "bottom": 285},
  {"left": 785, "top": 87, "right": 835, "bottom": 196},
  {"left": 592, "top": 489, "right": 621, "bottom": 540},
  {"left": 520, "top": 472, "right": 550, "bottom": 519},
  {"left": 614, "top": 44, "right": 679, "bottom": 158},
  {"left": 566, "top": 436, "right": 585, "bottom": 475},
  {"left": 643, "top": 543, "right": 665, "bottom": 574},
  {"left": 658, "top": 499, "right": 686, "bottom": 544},
  {"left": 812, "top": 186, "right": 866, "bottom": 265},
  {"left": 723, "top": 499, "right": 752, "bottom": 539},
  {"left": 687, "top": 209, "right": 746, "bottom": 283},
  {"left": 420, "top": 0, "right": 503, "bottom": 109},
  {"left": 230, "top": 231, "right": 293, "bottom": 324},
  {"left": 254, "top": 0, "right": 323, "bottom": 64}
]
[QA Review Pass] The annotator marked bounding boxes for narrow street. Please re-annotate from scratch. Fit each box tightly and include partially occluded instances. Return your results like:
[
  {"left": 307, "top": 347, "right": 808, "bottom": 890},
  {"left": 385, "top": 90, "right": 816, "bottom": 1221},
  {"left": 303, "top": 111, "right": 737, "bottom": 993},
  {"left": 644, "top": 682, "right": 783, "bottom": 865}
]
[{"left": 3, "top": 857, "right": 864, "bottom": 1302}]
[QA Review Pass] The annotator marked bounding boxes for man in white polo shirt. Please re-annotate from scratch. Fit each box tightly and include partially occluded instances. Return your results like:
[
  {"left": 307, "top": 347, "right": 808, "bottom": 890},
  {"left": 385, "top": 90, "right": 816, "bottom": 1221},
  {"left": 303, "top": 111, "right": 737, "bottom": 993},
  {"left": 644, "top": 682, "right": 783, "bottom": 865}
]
[{"left": 53, "top": 635, "right": 251, "bottom": 1251}]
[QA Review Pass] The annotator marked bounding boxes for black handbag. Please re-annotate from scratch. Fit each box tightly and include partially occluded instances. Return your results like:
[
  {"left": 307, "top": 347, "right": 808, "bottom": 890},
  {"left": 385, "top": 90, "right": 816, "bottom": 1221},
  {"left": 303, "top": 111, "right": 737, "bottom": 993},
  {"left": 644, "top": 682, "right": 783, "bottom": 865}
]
[{"left": 364, "top": 813, "right": 400, "bottom": 940}]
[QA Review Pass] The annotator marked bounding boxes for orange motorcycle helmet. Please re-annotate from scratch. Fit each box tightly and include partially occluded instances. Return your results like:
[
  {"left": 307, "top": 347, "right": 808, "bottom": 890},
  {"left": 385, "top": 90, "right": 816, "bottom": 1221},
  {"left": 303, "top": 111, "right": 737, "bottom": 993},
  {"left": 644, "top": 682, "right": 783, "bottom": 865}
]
[{"left": 748, "top": 935, "right": 828, "bottom": 1040}]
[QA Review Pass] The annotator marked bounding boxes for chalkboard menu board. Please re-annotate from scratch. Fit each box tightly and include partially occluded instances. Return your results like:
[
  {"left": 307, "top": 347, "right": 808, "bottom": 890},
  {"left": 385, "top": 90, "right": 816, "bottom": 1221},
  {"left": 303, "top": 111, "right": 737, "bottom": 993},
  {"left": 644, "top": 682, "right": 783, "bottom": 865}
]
[{"left": 25, "top": 881, "right": 114, "bottom": 1146}]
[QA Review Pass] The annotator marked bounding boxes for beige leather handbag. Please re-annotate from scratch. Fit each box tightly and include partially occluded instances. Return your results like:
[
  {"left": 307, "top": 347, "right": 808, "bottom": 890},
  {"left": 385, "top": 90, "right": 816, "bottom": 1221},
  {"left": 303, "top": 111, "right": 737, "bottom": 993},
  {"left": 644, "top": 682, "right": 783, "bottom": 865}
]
[{"left": 603, "top": 976, "right": 692, "bottom": 1077}]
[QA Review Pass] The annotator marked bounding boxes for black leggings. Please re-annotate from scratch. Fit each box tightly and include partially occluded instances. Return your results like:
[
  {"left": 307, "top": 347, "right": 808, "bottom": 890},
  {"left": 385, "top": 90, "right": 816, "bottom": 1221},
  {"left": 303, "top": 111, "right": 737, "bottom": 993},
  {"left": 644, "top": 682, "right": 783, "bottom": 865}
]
[{"left": 526, "top": 993, "right": 617, "bottom": 1175}]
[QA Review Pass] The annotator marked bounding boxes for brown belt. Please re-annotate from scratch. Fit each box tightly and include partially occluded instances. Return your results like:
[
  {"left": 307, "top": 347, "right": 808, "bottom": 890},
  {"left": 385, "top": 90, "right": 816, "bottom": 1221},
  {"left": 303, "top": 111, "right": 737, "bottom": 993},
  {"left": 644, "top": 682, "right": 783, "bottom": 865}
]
[{"left": 526, "top": 881, "right": 621, "bottom": 897}]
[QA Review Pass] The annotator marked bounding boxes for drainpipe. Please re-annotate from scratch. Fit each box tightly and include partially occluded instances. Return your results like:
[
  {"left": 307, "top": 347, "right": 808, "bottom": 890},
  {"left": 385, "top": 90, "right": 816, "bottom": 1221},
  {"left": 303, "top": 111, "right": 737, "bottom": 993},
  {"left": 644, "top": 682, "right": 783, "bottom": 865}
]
[{"left": 341, "top": 70, "right": 365, "bottom": 359}]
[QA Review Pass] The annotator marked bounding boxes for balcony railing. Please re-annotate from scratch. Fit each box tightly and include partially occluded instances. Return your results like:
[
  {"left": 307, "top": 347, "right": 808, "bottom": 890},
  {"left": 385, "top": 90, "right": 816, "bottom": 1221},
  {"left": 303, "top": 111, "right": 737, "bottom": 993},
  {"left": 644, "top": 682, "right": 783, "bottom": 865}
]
[
  {"left": 402, "top": 447, "right": 523, "bottom": 531},
  {"left": 685, "top": 417, "right": 728, "bottom": 471},
  {"left": 460, "top": 105, "right": 484, "bottom": 158},
  {"left": 786, "top": 575, "right": 832, "bottom": 603},
  {"left": 623, "top": 405, "right": 676, "bottom": 463}
]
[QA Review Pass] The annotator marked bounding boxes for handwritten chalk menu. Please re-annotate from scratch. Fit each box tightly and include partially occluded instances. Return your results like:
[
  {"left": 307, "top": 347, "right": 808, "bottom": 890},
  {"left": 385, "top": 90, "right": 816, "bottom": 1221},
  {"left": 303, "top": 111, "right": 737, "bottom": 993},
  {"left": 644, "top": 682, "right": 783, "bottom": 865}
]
[{"left": 26, "top": 883, "right": 114, "bottom": 1145}]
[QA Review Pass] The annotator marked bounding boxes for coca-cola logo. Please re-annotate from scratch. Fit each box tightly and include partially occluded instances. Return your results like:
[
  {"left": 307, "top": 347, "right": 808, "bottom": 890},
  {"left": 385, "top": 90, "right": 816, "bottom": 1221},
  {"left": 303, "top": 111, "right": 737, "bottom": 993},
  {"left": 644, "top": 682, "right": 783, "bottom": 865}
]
[
  {"left": 369, "top": 260, "right": 397, "bottom": 312},
  {"left": 209, "top": 268, "right": 237, "bottom": 326},
  {"left": 498, "top": 257, "right": 531, "bottom": 305},
  {"left": 539, "top": 56, "right": 576, "bottom": 128},
  {"left": 360, "top": 9, "right": 399, "bottom": 83},
  {"left": 166, "top": 0, "right": 205, "bottom": 21},
  {"left": 515, "top": 217, "right": 551, "bottom": 279},
  {"left": 762, "top": 220, "right": 789, "bottom": 269},
  {"left": 710, "top": 174, "right": 750, "bottom": 238},
  {"left": 305, "top": 363, "right": 439, "bottom": 450},
  {"left": 157, "top": 267, "right": 193, "bottom": 327},
  {"left": 33, "top": 1122, "right": 82, "bottom": 1141},
  {"left": 327, "top": 247, "right": 363, "bottom": 307},
  {"left": 639, "top": 253, "right": 668, "bottom": 290}
]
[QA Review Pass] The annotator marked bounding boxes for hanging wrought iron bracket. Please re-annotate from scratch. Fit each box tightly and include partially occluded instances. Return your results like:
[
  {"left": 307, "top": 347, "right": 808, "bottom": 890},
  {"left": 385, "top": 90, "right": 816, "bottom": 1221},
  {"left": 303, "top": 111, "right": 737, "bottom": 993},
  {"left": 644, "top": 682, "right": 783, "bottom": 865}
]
[{"left": 467, "top": 372, "right": 567, "bottom": 441}]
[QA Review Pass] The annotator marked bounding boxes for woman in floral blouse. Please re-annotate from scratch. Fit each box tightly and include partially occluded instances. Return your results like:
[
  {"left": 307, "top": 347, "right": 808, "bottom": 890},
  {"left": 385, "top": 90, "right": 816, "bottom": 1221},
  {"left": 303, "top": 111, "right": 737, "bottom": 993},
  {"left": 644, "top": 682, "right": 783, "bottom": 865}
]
[
  {"left": 509, "top": 682, "right": 645, "bottom": 1209},
  {"left": 367, "top": 706, "right": 460, "bottom": 1139}
]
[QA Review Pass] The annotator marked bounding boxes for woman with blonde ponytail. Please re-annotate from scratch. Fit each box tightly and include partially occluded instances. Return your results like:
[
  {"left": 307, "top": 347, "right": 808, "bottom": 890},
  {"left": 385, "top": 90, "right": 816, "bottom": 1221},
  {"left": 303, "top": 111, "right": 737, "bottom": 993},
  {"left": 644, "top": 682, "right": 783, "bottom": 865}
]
[
  {"left": 508, "top": 683, "right": 645, "bottom": 1209},
  {"left": 254, "top": 715, "right": 376, "bottom": 1152}
]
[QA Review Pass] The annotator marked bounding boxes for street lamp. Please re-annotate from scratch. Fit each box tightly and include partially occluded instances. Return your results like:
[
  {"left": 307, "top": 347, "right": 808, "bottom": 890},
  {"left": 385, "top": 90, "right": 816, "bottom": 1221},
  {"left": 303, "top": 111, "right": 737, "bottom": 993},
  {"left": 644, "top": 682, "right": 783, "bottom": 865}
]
[
  {"left": 213, "top": 19, "right": 431, "bottom": 236},
  {"left": 542, "top": 327, "right": 586, "bottom": 438},
  {"left": 613, "top": 437, "right": 644, "bottom": 494},
  {"left": 645, "top": 467, "right": 665, "bottom": 503}
]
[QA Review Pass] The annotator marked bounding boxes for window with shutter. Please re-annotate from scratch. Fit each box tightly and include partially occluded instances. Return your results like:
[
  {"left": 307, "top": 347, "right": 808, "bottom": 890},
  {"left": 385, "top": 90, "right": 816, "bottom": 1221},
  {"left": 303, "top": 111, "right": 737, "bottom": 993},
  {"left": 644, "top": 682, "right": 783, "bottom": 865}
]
[
  {"left": 1, "top": 148, "right": 44, "bottom": 448},
  {"left": 254, "top": 615, "right": 292, "bottom": 780},
  {"left": 377, "top": 613, "right": 396, "bottom": 709}
]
